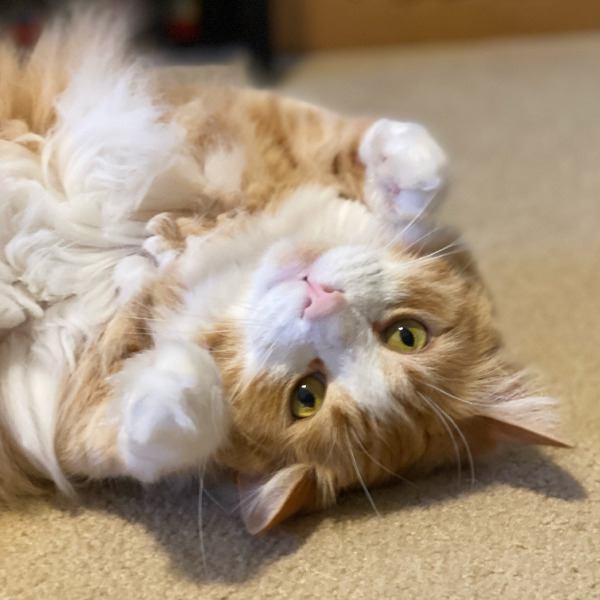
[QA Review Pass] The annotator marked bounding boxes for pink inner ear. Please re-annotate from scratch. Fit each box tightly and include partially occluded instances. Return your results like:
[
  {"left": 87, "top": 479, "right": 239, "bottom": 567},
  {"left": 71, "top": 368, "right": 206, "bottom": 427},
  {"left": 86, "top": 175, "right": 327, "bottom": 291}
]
[
  {"left": 237, "top": 466, "right": 317, "bottom": 535},
  {"left": 482, "top": 410, "right": 573, "bottom": 449}
]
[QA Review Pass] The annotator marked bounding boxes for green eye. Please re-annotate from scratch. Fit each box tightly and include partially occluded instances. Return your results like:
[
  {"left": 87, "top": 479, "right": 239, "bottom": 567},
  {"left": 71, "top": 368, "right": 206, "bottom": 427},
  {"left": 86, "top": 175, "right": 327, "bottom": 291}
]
[
  {"left": 382, "top": 318, "right": 428, "bottom": 352},
  {"left": 291, "top": 374, "right": 326, "bottom": 419}
]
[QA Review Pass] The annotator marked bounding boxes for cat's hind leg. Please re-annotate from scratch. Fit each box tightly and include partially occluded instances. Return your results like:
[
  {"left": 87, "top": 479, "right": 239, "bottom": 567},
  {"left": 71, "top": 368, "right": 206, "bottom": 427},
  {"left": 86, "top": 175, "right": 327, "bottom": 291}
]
[{"left": 359, "top": 119, "right": 447, "bottom": 223}]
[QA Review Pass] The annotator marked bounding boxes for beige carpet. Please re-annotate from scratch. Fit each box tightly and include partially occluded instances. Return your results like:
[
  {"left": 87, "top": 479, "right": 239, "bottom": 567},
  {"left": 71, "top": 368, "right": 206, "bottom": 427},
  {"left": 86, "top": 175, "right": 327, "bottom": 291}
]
[{"left": 2, "top": 33, "right": 600, "bottom": 599}]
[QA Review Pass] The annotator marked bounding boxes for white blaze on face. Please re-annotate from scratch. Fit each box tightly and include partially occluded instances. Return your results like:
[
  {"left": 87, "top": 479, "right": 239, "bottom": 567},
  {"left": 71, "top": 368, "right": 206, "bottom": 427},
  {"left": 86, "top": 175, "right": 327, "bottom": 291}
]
[{"left": 243, "top": 194, "right": 404, "bottom": 416}]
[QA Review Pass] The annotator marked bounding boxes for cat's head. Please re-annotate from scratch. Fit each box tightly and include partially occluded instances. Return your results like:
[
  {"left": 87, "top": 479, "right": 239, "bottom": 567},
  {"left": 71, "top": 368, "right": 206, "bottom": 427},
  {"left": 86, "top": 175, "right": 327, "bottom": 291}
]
[{"left": 205, "top": 186, "right": 569, "bottom": 534}]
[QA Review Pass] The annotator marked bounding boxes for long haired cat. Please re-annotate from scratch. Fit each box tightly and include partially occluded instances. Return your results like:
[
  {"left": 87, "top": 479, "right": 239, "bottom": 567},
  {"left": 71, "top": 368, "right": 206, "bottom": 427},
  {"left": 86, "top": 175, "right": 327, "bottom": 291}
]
[{"left": 0, "top": 16, "right": 569, "bottom": 534}]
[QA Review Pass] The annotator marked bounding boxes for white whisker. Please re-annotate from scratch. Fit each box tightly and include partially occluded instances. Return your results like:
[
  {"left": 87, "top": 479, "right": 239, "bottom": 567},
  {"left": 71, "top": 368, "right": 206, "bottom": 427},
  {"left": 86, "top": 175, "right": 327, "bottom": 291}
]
[
  {"left": 383, "top": 187, "right": 439, "bottom": 251},
  {"left": 440, "top": 409, "right": 475, "bottom": 488},
  {"left": 198, "top": 471, "right": 208, "bottom": 575},
  {"left": 421, "top": 381, "right": 489, "bottom": 407},
  {"left": 420, "top": 391, "right": 475, "bottom": 487},
  {"left": 418, "top": 393, "right": 462, "bottom": 486},
  {"left": 345, "top": 428, "right": 380, "bottom": 517},
  {"left": 351, "top": 431, "right": 416, "bottom": 488}
]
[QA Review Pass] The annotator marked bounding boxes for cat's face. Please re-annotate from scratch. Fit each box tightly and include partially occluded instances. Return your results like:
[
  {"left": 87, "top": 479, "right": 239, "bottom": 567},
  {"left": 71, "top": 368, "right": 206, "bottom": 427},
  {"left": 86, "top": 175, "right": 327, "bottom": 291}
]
[{"left": 208, "top": 188, "right": 565, "bottom": 534}]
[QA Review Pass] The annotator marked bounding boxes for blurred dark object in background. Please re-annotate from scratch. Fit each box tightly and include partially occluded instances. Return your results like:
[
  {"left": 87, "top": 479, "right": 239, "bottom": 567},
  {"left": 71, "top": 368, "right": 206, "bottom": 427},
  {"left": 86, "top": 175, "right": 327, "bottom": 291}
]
[
  {"left": 0, "top": 0, "right": 272, "bottom": 72},
  {"left": 270, "top": 0, "right": 600, "bottom": 51},
  {"left": 147, "top": 0, "right": 271, "bottom": 71},
  {"left": 3, "top": 0, "right": 600, "bottom": 75}
]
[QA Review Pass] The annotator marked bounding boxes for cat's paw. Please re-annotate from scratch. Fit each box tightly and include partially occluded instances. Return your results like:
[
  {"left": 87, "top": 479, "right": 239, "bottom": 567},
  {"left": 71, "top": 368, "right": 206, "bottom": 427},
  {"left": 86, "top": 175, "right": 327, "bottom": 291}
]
[
  {"left": 113, "top": 341, "right": 227, "bottom": 482},
  {"left": 359, "top": 119, "right": 447, "bottom": 222}
]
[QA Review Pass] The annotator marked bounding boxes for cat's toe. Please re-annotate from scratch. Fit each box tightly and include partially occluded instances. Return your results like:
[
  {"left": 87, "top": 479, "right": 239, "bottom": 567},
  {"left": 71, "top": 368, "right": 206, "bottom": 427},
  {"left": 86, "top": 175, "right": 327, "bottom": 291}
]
[
  {"left": 359, "top": 119, "right": 447, "bottom": 221},
  {"left": 114, "top": 341, "right": 227, "bottom": 482}
]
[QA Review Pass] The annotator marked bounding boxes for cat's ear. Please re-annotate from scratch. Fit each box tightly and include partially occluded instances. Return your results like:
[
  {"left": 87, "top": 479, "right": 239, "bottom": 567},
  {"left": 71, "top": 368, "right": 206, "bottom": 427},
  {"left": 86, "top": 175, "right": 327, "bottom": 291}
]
[
  {"left": 237, "top": 465, "right": 317, "bottom": 535},
  {"left": 474, "top": 396, "right": 573, "bottom": 449}
]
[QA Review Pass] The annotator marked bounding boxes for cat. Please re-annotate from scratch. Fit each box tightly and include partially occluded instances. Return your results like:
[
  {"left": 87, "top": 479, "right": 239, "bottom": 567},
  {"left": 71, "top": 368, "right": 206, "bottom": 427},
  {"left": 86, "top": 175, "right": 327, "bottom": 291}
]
[{"left": 0, "top": 15, "right": 569, "bottom": 534}]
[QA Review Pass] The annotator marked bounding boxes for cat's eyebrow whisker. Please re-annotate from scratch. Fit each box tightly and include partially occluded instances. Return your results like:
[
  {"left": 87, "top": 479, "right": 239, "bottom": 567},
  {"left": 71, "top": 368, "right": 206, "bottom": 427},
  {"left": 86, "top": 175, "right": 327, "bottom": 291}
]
[
  {"left": 345, "top": 427, "right": 381, "bottom": 518},
  {"left": 351, "top": 430, "right": 417, "bottom": 488},
  {"left": 419, "top": 249, "right": 465, "bottom": 262},
  {"left": 398, "top": 226, "right": 444, "bottom": 256},
  {"left": 395, "top": 249, "right": 466, "bottom": 272},
  {"left": 420, "top": 239, "right": 463, "bottom": 258},
  {"left": 421, "top": 381, "right": 490, "bottom": 407}
]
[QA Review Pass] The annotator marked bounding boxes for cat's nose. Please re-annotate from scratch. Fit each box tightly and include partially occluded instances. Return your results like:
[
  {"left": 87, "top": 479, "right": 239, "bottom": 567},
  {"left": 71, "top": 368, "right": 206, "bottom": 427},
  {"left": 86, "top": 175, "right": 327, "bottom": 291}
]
[{"left": 302, "top": 279, "right": 346, "bottom": 320}]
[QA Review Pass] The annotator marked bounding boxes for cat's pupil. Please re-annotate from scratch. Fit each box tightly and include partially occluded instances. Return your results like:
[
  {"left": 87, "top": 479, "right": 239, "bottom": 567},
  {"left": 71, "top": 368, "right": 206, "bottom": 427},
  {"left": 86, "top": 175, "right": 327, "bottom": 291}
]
[
  {"left": 399, "top": 327, "right": 415, "bottom": 347},
  {"left": 298, "top": 386, "right": 315, "bottom": 407}
]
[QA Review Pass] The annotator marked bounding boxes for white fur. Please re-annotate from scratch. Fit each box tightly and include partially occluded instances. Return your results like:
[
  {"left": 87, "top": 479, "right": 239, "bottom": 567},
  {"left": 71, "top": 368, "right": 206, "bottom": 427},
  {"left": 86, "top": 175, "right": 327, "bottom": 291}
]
[
  {"left": 0, "top": 42, "right": 182, "bottom": 487},
  {"left": 240, "top": 193, "right": 406, "bottom": 416},
  {"left": 112, "top": 341, "right": 227, "bottom": 481},
  {"left": 360, "top": 119, "right": 447, "bottom": 222},
  {"left": 41, "top": 45, "right": 183, "bottom": 226}
]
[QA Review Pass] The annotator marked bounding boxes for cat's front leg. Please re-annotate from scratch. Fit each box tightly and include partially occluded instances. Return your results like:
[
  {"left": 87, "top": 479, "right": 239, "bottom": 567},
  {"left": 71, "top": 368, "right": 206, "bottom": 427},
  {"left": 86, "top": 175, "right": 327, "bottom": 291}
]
[
  {"left": 359, "top": 119, "right": 447, "bottom": 222},
  {"left": 112, "top": 340, "right": 228, "bottom": 482}
]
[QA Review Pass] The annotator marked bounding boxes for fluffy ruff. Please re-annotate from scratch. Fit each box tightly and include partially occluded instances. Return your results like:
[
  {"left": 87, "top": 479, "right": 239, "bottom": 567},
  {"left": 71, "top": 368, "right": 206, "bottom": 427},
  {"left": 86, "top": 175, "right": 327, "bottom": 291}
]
[{"left": 0, "top": 21, "right": 184, "bottom": 496}]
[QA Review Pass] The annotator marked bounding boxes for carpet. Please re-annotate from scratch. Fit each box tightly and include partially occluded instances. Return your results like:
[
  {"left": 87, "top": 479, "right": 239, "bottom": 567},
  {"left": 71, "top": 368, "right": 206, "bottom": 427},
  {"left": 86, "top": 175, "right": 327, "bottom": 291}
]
[{"left": 1, "top": 32, "right": 599, "bottom": 599}]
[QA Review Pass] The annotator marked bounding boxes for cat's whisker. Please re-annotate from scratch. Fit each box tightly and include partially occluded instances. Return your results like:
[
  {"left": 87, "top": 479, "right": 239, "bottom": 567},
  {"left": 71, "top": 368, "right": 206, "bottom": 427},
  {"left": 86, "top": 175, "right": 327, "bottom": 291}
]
[
  {"left": 439, "top": 408, "right": 475, "bottom": 489},
  {"left": 198, "top": 470, "right": 208, "bottom": 576},
  {"left": 418, "top": 393, "right": 462, "bottom": 486},
  {"left": 351, "top": 430, "right": 416, "bottom": 488},
  {"left": 236, "top": 426, "right": 269, "bottom": 453},
  {"left": 322, "top": 432, "right": 339, "bottom": 467},
  {"left": 419, "top": 392, "right": 475, "bottom": 488},
  {"left": 202, "top": 487, "right": 228, "bottom": 514},
  {"left": 345, "top": 427, "right": 380, "bottom": 518},
  {"left": 257, "top": 339, "right": 279, "bottom": 371},
  {"left": 382, "top": 185, "right": 439, "bottom": 252}
]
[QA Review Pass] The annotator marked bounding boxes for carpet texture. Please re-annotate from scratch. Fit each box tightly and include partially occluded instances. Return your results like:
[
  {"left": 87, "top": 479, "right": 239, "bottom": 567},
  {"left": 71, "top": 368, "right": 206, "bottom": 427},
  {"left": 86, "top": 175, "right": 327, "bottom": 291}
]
[{"left": 2, "top": 33, "right": 599, "bottom": 599}]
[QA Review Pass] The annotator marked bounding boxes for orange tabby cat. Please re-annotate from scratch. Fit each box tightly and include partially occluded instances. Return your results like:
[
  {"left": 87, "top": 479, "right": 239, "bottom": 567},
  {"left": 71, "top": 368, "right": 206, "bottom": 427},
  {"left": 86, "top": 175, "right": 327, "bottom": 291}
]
[{"left": 0, "top": 15, "right": 569, "bottom": 533}]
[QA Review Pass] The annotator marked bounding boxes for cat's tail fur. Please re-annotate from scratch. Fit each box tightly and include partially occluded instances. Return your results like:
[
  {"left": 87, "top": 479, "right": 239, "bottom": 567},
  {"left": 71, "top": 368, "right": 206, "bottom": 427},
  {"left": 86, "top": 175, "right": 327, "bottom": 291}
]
[{"left": 0, "top": 12, "right": 183, "bottom": 498}]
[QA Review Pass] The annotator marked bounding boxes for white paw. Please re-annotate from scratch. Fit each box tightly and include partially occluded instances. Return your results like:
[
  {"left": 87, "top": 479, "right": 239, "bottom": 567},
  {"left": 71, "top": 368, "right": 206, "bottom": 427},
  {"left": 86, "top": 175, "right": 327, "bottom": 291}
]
[
  {"left": 359, "top": 119, "right": 447, "bottom": 222},
  {"left": 113, "top": 341, "right": 228, "bottom": 482}
]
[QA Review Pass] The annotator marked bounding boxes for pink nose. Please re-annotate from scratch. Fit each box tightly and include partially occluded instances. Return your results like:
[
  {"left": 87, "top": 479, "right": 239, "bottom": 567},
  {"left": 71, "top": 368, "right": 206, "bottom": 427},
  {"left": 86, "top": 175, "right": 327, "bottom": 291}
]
[{"left": 303, "top": 279, "right": 345, "bottom": 320}]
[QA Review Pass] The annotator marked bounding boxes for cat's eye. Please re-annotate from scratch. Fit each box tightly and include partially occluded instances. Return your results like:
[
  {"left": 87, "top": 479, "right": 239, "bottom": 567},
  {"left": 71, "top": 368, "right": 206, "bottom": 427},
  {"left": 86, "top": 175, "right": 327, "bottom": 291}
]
[
  {"left": 291, "top": 374, "right": 326, "bottom": 419},
  {"left": 382, "top": 318, "right": 428, "bottom": 352}
]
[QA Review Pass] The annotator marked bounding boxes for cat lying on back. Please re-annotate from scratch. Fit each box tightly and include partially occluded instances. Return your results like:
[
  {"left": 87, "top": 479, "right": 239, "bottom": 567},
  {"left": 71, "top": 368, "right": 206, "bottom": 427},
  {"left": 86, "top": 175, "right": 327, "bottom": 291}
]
[{"left": 0, "top": 16, "right": 569, "bottom": 533}]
